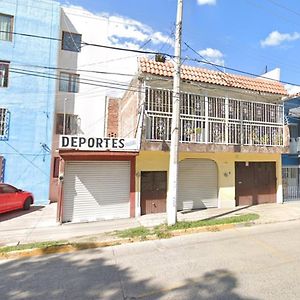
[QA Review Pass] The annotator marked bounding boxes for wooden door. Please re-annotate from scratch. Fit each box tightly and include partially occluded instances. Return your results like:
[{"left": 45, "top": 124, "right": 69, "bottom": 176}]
[
  {"left": 235, "top": 162, "right": 276, "bottom": 206},
  {"left": 235, "top": 162, "right": 255, "bottom": 206},
  {"left": 255, "top": 162, "right": 276, "bottom": 204},
  {"left": 141, "top": 171, "right": 167, "bottom": 215}
]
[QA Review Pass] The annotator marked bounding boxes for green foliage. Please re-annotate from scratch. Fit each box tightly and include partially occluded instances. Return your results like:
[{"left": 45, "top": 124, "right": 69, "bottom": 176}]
[
  {"left": 168, "top": 214, "right": 259, "bottom": 230},
  {"left": 116, "top": 226, "right": 151, "bottom": 239},
  {"left": 0, "top": 241, "right": 68, "bottom": 253}
]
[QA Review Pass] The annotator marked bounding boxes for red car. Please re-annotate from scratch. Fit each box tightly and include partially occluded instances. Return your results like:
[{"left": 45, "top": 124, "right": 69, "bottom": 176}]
[{"left": 0, "top": 183, "right": 34, "bottom": 214}]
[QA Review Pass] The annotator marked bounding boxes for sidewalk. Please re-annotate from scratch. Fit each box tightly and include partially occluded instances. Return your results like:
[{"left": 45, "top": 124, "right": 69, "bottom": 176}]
[{"left": 1, "top": 202, "right": 300, "bottom": 246}]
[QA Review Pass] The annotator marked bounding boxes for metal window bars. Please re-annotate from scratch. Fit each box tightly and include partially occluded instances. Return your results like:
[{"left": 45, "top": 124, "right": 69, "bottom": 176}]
[
  {"left": 144, "top": 87, "right": 284, "bottom": 146},
  {"left": 0, "top": 108, "right": 9, "bottom": 141}
]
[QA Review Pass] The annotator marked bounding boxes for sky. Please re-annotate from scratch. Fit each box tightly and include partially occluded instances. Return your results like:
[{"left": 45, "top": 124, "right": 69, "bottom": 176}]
[{"left": 61, "top": 0, "right": 300, "bottom": 94}]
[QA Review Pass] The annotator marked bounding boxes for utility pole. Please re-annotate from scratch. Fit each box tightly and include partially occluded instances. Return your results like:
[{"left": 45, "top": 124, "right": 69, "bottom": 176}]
[{"left": 167, "top": 0, "right": 183, "bottom": 226}]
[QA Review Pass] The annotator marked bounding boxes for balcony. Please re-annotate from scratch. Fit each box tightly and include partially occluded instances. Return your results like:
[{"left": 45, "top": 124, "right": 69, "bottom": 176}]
[{"left": 144, "top": 87, "right": 284, "bottom": 147}]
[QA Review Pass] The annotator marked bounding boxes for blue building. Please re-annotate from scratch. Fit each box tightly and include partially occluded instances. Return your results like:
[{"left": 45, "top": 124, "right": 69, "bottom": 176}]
[
  {"left": 282, "top": 96, "right": 300, "bottom": 202},
  {"left": 0, "top": 0, "right": 60, "bottom": 204}
]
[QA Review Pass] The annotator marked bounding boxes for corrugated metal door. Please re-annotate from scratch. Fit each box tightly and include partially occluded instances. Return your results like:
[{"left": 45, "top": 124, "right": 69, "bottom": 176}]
[
  {"left": 63, "top": 161, "right": 130, "bottom": 223},
  {"left": 178, "top": 159, "right": 218, "bottom": 210}
]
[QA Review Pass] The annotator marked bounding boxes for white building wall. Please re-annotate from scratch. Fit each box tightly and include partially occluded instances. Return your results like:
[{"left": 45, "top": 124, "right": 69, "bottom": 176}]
[
  {"left": 50, "top": 6, "right": 140, "bottom": 202},
  {"left": 56, "top": 6, "right": 139, "bottom": 136}
]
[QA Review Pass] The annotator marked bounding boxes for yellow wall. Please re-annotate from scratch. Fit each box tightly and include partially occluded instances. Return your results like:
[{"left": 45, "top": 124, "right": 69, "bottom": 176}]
[{"left": 135, "top": 151, "right": 282, "bottom": 215}]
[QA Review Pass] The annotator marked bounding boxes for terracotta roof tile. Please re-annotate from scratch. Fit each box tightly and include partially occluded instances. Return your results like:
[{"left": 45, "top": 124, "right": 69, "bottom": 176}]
[{"left": 138, "top": 57, "right": 287, "bottom": 96}]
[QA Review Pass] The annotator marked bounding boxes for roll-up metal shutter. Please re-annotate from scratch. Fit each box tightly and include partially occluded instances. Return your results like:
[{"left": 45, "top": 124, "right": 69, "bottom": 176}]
[
  {"left": 178, "top": 159, "right": 218, "bottom": 210},
  {"left": 63, "top": 161, "right": 130, "bottom": 223}
]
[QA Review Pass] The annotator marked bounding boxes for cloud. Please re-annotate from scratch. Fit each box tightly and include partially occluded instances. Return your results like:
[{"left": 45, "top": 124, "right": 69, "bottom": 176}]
[
  {"left": 261, "top": 31, "right": 300, "bottom": 47},
  {"left": 62, "top": 5, "right": 174, "bottom": 97},
  {"left": 98, "top": 13, "right": 174, "bottom": 48},
  {"left": 63, "top": 5, "right": 173, "bottom": 48},
  {"left": 198, "top": 48, "right": 225, "bottom": 66},
  {"left": 197, "top": 0, "right": 216, "bottom": 5}
]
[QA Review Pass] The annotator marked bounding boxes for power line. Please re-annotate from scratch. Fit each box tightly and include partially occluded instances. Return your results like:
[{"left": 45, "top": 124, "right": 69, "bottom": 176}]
[
  {"left": 7, "top": 62, "right": 290, "bottom": 110},
  {"left": 3, "top": 29, "right": 300, "bottom": 88},
  {"left": 9, "top": 59, "right": 296, "bottom": 99},
  {"left": 4, "top": 142, "right": 49, "bottom": 177},
  {"left": 12, "top": 63, "right": 135, "bottom": 77},
  {"left": 10, "top": 66, "right": 132, "bottom": 88},
  {"left": 184, "top": 42, "right": 233, "bottom": 85},
  {"left": 9, "top": 69, "right": 142, "bottom": 93},
  {"left": 265, "top": 0, "right": 300, "bottom": 17},
  {"left": 0, "top": 30, "right": 169, "bottom": 57},
  {"left": 246, "top": 0, "right": 300, "bottom": 27},
  {"left": 184, "top": 54, "right": 298, "bottom": 88}
]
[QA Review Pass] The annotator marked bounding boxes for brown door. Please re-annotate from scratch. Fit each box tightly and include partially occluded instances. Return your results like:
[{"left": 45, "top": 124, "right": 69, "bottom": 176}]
[
  {"left": 141, "top": 171, "right": 167, "bottom": 215},
  {"left": 235, "top": 162, "right": 276, "bottom": 206}
]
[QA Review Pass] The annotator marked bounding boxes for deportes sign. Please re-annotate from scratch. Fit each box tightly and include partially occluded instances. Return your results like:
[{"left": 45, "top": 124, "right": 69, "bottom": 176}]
[{"left": 59, "top": 135, "right": 139, "bottom": 151}]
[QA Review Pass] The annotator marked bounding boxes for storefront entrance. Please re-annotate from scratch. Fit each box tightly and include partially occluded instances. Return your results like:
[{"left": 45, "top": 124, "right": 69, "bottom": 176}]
[{"left": 141, "top": 171, "right": 167, "bottom": 215}]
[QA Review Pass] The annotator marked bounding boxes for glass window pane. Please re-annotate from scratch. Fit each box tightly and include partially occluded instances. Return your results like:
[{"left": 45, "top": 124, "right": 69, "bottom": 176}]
[
  {"left": 62, "top": 32, "right": 81, "bottom": 52},
  {"left": 70, "top": 74, "right": 79, "bottom": 93},
  {"left": 56, "top": 114, "right": 64, "bottom": 134},
  {"left": 59, "top": 73, "right": 69, "bottom": 92},
  {"left": 0, "top": 63, "right": 8, "bottom": 87},
  {"left": 0, "top": 14, "right": 12, "bottom": 41}
]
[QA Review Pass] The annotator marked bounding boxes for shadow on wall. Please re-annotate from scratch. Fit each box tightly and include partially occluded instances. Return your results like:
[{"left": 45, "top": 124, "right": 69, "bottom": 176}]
[{"left": 0, "top": 251, "right": 257, "bottom": 300}]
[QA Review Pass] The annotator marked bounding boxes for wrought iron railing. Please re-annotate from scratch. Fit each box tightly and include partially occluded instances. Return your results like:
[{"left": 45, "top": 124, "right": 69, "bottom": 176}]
[
  {"left": 0, "top": 108, "right": 9, "bottom": 141},
  {"left": 144, "top": 87, "right": 284, "bottom": 146}
]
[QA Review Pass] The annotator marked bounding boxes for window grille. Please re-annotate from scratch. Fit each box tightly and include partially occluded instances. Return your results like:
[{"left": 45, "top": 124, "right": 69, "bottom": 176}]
[
  {"left": 144, "top": 87, "right": 284, "bottom": 146},
  {"left": 0, "top": 108, "right": 9, "bottom": 140}
]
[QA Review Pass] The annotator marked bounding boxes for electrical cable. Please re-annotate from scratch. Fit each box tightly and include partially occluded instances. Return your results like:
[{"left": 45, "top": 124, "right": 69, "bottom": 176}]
[
  {"left": 2, "top": 29, "right": 299, "bottom": 88},
  {"left": 3, "top": 142, "right": 49, "bottom": 177}
]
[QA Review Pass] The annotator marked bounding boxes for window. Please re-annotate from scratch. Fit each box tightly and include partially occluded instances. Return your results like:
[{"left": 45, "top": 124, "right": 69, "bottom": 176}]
[
  {"left": 0, "top": 184, "right": 17, "bottom": 193},
  {"left": 0, "top": 14, "right": 13, "bottom": 41},
  {"left": 56, "top": 113, "right": 78, "bottom": 135},
  {"left": 0, "top": 108, "right": 8, "bottom": 139},
  {"left": 53, "top": 157, "right": 60, "bottom": 178},
  {"left": 0, "top": 62, "right": 9, "bottom": 87},
  {"left": 62, "top": 31, "right": 81, "bottom": 52},
  {"left": 59, "top": 72, "right": 79, "bottom": 93}
]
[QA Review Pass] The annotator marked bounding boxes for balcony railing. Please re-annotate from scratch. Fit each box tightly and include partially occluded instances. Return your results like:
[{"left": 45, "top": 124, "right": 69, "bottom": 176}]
[{"left": 144, "top": 87, "right": 284, "bottom": 146}]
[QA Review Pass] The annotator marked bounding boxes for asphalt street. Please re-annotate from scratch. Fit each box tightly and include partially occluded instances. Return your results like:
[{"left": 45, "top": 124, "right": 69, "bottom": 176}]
[{"left": 1, "top": 220, "right": 300, "bottom": 299}]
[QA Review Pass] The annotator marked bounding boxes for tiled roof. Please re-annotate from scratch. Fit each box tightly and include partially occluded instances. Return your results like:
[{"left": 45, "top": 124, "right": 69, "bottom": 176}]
[
  {"left": 139, "top": 57, "right": 287, "bottom": 96},
  {"left": 286, "top": 92, "right": 300, "bottom": 99}
]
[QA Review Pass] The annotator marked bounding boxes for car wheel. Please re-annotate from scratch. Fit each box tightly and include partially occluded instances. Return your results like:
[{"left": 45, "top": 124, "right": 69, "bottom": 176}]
[{"left": 23, "top": 197, "right": 32, "bottom": 210}]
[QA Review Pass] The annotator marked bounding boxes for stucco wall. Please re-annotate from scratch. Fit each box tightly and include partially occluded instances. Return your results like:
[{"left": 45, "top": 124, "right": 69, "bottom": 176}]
[
  {"left": 135, "top": 151, "right": 282, "bottom": 216},
  {"left": 0, "top": 0, "right": 60, "bottom": 203}
]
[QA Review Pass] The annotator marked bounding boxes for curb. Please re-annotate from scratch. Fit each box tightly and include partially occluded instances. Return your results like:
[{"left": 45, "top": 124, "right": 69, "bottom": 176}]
[{"left": 0, "top": 222, "right": 239, "bottom": 261}]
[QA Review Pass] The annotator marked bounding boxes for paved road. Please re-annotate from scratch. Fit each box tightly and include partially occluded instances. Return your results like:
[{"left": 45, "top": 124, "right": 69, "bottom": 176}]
[{"left": 1, "top": 220, "right": 300, "bottom": 299}]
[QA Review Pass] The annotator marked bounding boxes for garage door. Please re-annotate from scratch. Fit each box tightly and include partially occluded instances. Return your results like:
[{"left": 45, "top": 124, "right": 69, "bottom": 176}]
[
  {"left": 63, "top": 161, "right": 130, "bottom": 223},
  {"left": 235, "top": 162, "right": 276, "bottom": 205},
  {"left": 178, "top": 159, "right": 218, "bottom": 210}
]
